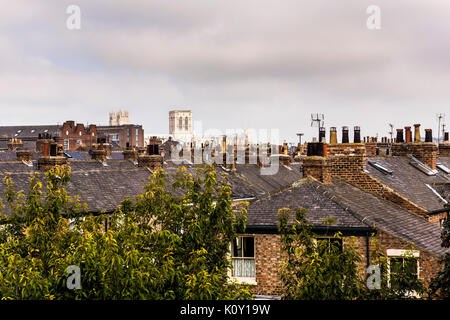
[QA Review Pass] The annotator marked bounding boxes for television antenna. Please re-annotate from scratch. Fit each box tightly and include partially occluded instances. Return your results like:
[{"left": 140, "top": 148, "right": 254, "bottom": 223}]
[
  {"left": 310, "top": 114, "right": 324, "bottom": 141},
  {"left": 437, "top": 113, "right": 445, "bottom": 143},
  {"left": 388, "top": 123, "right": 394, "bottom": 143}
]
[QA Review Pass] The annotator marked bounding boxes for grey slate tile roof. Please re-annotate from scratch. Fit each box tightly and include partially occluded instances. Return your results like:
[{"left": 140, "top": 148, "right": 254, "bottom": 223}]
[
  {"left": 0, "top": 161, "right": 260, "bottom": 215},
  {"left": 322, "top": 179, "right": 449, "bottom": 256},
  {"left": 234, "top": 163, "right": 303, "bottom": 196},
  {"left": 365, "top": 157, "right": 449, "bottom": 211},
  {"left": 0, "top": 125, "right": 60, "bottom": 139},
  {"left": 245, "top": 179, "right": 368, "bottom": 229},
  {"left": 437, "top": 156, "right": 450, "bottom": 179}
]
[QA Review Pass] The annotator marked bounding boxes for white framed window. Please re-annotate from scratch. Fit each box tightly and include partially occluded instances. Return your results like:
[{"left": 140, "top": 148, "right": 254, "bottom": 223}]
[
  {"left": 77, "top": 139, "right": 82, "bottom": 146},
  {"left": 387, "top": 249, "right": 420, "bottom": 291},
  {"left": 111, "top": 134, "right": 119, "bottom": 143},
  {"left": 230, "top": 236, "right": 256, "bottom": 284},
  {"left": 64, "top": 139, "right": 69, "bottom": 151}
]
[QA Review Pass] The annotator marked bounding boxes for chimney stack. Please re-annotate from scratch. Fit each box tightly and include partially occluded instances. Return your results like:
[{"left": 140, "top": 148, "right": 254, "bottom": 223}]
[
  {"left": 353, "top": 126, "right": 361, "bottom": 143},
  {"left": 37, "top": 142, "right": 67, "bottom": 171},
  {"left": 306, "top": 142, "right": 327, "bottom": 157},
  {"left": 342, "top": 126, "right": 349, "bottom": 143},
  {"left": 329, "top": 127, "right": 337, "bottom": 144},
  {"left": 16, "top": 150, "right": 33, "bottom": 163},
  {"left": 414, "top": 124, "right": 421, "bottom": 142},
  {"left": 396, "top": 129, "right": 404, "bottom": 143},
  {"left": 319, "top": 127, "right": 326, "bottom": 143},
  {"left": 8, "top": 138, "right": 23, "bottom": 151},
  {"left": 404, "top": 126, "right": 412, "bottom": 143},
  {"left": 425, "top": 129, "right": 433, "bottom": 143}
]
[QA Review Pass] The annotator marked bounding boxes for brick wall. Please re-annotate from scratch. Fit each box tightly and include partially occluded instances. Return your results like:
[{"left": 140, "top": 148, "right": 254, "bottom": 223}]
[
  {"left": 251, "top": 231, "right": 442, "bottom": 296},
  {"left": 391, "top": 142, "right": 437, "bottom": 170},
  {"left": 439, "top": 144, "right": 450, "bottom": 156},
  {"left": 369, "top": 230, "right": 442, "bottom": 285},
  {"left": 254, "top": 234, "right": 284, "bottom": 296},
  {"left": 428, "top": 211, "right": 449, "bottom": 227}
]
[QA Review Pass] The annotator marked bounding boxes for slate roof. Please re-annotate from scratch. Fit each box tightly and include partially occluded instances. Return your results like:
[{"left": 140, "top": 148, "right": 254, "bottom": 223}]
[
  {"left": 437, "top": 156, "right": 450, "bottom": 179},
  {"left": 245, "top": 178, "right": 368, "bottom": 229},
  {"left": 365, "top": 157, "right": 449, "bottom": 211},
  {"left": 0, "top": 125, "right": 60, "bottom": 139},
  {"left": 0, "top": 151, "right": 41, "bottom": 161},
  {"left": 0, "top": 160, "right": 259, "bottom": 215},
  {"left": 322, "top": 179, "right": 449, "bottom": 256},
  {"left": 233, "top": 163, "right": 303, "bottom": 195}
]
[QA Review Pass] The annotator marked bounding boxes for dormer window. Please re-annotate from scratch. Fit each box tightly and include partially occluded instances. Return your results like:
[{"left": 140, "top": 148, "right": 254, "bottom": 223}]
[{"left": 79, "top": 131, "right": 82, "bottom": 136}]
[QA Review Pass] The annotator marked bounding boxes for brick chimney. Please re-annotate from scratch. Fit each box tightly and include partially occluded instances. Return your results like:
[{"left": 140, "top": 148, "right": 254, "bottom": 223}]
[
  {"left": 439, "top": 132, "right": 450, "bottom": 156},
  {"left": 91, "top": 138, "right": 107, "bottom": 162},
  {"left": 414, "top": 124, "right": 421, "bottom": 142},
  {"left": 8, "top": 138, "right": 23, "bottom": 151},
  {"left": 138, "top": 154, "right": 163, "bottom": 171},
  {"left": 37, "top": 142, "right": 67, "bottom": 171},
  {"left": 342, "top": 126, "right": 349, "bottom": 143},
  {"left": 302, "top": 142, "right": 331, "bottom": 184},
  {"left": 16, "top": 150, "right": 33, "bottom": 162},
  {"left": 123, "top": 149, "right": 138, "bottom": 161},
  {"left": 404, "top": 126, "right": 412, "bottom": 143},
  {"left": 36, "top": 133, "right": 53, "bottom": 153},
  {"left": 353, "top": 126, "right": 361, "bottom": 143}
]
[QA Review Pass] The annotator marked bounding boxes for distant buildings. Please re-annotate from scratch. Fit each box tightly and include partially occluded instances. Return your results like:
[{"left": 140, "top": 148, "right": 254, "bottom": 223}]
[
  {"left": 169, "top": 110, "right": 193, "bottom": 142},
  {"left": 0, "top": 111, "right": 144, "bottom": 152}
]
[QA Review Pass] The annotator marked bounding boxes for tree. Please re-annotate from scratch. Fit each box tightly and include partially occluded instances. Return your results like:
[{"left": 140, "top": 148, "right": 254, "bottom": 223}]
[
  {"left": 278, "top": 207, "right": 427, "bottom": 300},
  {"left": 429, "top": 204, "right": 450, "bottom": 299},
  {"left": 0, "top": 164, "right": 252, "bottom": 300},
  {"left": 278, "top": 207, "right": 366, "bottom": 300}
]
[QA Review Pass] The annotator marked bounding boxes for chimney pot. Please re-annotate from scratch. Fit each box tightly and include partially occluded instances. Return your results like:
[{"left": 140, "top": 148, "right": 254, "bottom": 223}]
[
  {"left": 396, "top": 129, "right": 404, "bottom": 143},
  {"left": 414, "top": 124, "right": 421, "bottom": 142},
  {"left": 342, "top": 126, "right": 349, "bottom": 143},
  {"left": 425, "top": 129, "right": 433, "bottom": 143},
  {"left": 353, "top": 126, "right": 361, "bottom": 143},
  {"left": 319, "top": 127, "right": 326, "bottom": 143},
  {"left": 404, "top": 126, "right": 412, "bottom": 143}
]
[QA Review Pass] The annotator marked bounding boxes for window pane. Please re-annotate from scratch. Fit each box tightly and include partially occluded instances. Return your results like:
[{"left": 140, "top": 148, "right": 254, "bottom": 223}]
[
  {"left": 232, "top": 237, "right": 242, "bottom": 257},
  {"left": 232, "top": 258, "right": 255, "bottom": 278},
  {"left": 242, "top": 237, "right": 254, "bottom": 258},
  {"left": 390, "top": 258, "right": 403, "bottom": 274},
  {"left": 404, "top": 258, "right": 418, "bottom": 276}
]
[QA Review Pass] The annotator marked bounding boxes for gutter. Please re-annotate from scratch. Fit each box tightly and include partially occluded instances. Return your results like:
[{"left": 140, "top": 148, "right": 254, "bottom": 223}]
[{"left": 244, "top": 224, "right": 377, "bottom": 237}]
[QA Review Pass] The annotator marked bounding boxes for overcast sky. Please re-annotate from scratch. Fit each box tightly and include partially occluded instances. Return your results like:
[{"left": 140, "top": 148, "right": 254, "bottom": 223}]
[{"left": 1, "top": 0, "right": 449, "bottom": 142}]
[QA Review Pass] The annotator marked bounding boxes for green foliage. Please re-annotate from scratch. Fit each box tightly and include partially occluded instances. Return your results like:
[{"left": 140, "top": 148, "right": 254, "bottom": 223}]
[
  {"left": 0, "top": 164, "right": 252, "bottom": 300},
  {"left": 278, "top": 207, "right": 427, "bottom": 300},
  {"left": 429, "top": 207, "right": 450, "bottom": 300},
  {"left": 278, "top": 207, "right": 366, "bottom": 300}
]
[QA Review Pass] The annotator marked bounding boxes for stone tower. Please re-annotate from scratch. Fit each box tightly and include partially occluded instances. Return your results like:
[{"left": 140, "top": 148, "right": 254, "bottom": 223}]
[
  {"left": 169, "top": 110, "right": 192, "bottom": 142},
  {"left": 109, "top": 110, "right": 130, "bottom": 126}
]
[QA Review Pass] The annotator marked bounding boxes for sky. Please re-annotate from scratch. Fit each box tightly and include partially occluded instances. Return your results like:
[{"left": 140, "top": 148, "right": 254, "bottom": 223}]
[{"left": 0, "top": 0, "right": 449, "bottom": 143}]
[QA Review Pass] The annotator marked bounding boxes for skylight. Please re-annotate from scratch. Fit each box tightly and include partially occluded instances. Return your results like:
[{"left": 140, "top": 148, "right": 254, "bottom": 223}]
[
  {"left": 426, "top": 184, "right": 448, "bottom": 204},
  {"left": 437, "top": 163, "right": 450, "bottom": 174},
  {"left": 408, "top": 155, "right": 438, "bottom": 176},
  {"left": 368, "top": 160, "right": 393, "bottom": 175}
]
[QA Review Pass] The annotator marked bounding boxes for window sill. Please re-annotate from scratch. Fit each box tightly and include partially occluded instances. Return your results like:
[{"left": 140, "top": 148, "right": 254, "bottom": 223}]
[{"left": 232, "top": 277, "right": 257, "bottom": 285}]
